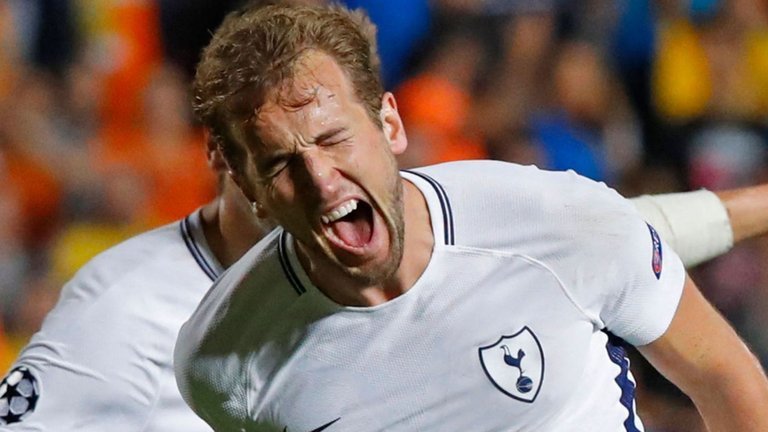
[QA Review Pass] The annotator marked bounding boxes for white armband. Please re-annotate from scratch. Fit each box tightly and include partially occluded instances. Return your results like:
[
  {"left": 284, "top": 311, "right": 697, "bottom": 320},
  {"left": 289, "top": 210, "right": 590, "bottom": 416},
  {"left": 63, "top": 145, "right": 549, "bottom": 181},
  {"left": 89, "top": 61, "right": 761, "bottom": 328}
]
[{"left": 630, "top": 189, "right": 733, "bottom": 267}]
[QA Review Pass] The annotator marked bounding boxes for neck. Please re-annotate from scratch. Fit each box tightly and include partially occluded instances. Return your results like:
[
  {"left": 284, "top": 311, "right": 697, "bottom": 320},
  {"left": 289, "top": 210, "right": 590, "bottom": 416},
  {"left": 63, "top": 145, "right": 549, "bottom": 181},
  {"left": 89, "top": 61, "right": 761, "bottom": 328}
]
[
  {"left": 298, "top": 178, "right": 434, "bottom": 307},
  {"left": 200, "top": 182, "right": 270, "bottom": 269},
  {"left": 382, "top": 179, "right": 434, "bottom": 298}
]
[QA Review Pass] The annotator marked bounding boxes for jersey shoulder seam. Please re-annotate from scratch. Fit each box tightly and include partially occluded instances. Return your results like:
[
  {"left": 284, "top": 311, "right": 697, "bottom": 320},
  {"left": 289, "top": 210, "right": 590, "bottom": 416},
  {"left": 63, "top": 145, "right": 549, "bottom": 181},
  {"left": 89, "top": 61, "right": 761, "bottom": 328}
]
[{"left": 446, "top": 244, "right": 603, "bottom": 326}]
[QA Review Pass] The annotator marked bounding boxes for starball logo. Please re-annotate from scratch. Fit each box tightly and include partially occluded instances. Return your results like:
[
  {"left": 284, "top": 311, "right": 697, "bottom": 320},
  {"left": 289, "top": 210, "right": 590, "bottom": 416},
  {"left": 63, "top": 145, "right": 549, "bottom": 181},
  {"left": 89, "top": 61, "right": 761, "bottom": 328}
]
[{"left": 647, "top": 223, "right": 663, "bottom": 280}]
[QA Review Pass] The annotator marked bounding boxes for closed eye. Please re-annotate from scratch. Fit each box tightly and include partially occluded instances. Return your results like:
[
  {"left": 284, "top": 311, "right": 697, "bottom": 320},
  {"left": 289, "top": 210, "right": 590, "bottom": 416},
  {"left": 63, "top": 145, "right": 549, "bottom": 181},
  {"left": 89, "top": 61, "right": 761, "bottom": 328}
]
[
  {"left": 314, "top": 127, "right": 350, "bottom": 146},
  {"left": 321, "top": 137, "right": 350, "bottom": 147},
  {"left": 259, "top": 155, "right": 292, "bottom": 178}
]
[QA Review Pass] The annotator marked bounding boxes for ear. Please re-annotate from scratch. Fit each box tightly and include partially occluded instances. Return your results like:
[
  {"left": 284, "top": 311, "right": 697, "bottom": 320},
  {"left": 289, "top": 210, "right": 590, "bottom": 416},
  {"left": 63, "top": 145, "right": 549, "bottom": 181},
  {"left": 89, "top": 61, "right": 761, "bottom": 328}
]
[
  {"left": 225, "top": 164, "right": 272, "bottom": 220},
  {"left": 218, "top": 148, "right": 253, "bottom": 206},
  {"left": 205, "top": 130, "right": 228, "bottom": 172},
  {"left": 380, "top": 92, "right": 407, "bottom": 155},
  {"left": 253, "top": 199, "right": 270, "bottom": 219}
]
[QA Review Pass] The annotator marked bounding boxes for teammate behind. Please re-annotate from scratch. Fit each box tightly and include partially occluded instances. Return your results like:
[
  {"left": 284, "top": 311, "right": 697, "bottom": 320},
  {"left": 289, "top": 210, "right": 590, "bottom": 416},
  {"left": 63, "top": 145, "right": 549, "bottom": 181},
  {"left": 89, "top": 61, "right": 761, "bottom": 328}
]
[{"left": 0, "top": 142, "right": 270, "bottom": 430}]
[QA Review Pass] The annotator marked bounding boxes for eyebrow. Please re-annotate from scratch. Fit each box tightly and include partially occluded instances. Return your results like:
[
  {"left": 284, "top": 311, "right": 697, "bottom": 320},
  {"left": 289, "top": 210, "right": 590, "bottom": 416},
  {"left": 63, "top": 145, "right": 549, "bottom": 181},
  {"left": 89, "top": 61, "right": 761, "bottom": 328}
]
[{"left": 313, "top": 127, "right": 348, "bottom": 144}]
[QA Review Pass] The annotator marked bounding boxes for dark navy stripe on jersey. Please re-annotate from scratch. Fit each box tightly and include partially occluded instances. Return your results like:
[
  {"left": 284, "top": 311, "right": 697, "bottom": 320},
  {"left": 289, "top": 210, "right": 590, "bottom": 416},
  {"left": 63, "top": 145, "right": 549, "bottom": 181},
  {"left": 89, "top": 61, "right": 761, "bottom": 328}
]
[
  {"left": 604, "top": 332, "right": 640, "bottom": 432},
  {"left": 278, "top": 230, "right": 306, "bottom": 296},
  {"left": 180, "top": 216, "right": 218, "bottom": 282},
  {"left": 402, "top": 170, "right": 454, "bottom": 245}
]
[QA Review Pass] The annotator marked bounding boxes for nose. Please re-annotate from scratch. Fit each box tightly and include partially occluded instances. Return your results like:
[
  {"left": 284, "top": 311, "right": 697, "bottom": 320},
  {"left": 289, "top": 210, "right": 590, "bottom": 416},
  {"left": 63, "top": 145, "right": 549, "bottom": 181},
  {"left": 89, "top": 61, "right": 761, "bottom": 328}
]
[{"left": 297, "top": 149, "right": 339, "bottom": 198}]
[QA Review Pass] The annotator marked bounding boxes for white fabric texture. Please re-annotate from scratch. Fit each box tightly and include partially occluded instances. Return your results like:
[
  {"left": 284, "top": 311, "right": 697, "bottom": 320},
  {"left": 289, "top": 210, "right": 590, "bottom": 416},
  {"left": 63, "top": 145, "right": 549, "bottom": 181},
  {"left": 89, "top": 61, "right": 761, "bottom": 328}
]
[
  {"left": 175, "top": 161, "right": 686, "bottom": 432},
  {"left": 1, "top": 211, "right": 219, "bottom": 432}
]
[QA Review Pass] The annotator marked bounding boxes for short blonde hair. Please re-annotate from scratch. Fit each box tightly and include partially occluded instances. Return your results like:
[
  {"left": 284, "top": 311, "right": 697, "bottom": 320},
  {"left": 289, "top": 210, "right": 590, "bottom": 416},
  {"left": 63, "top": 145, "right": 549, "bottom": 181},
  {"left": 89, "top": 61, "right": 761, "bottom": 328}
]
[{"left": 193, "top": 3, "right": 382, "bottom": 171}]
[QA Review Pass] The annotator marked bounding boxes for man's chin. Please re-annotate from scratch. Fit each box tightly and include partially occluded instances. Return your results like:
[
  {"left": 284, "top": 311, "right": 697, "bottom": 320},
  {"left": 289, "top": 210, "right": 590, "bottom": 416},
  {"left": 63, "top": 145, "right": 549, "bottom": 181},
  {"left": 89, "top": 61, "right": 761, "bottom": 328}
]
[{"left": 333, "top": 253, "right": 401, "bottom": 286}]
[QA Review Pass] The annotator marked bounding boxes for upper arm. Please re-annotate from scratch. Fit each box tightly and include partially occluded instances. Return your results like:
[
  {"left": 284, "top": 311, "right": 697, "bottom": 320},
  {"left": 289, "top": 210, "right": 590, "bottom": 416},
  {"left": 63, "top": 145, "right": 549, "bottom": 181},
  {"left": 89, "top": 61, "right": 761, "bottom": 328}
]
[
  {"left": 0, "top": 286, "right": 164, "bottom": 430},
  {"left": 716, "top": 184, "right": 768, "bottom": 243},
  {"left": 637, "top": 275, "right": 768, "bottom": 430}
]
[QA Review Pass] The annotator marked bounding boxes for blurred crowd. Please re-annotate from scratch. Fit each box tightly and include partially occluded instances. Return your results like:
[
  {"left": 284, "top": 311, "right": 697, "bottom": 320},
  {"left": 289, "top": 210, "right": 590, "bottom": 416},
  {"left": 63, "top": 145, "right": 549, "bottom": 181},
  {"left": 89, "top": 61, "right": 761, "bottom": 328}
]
[{"left": 1, "top": 0, "right": 767, "bottom": 430}]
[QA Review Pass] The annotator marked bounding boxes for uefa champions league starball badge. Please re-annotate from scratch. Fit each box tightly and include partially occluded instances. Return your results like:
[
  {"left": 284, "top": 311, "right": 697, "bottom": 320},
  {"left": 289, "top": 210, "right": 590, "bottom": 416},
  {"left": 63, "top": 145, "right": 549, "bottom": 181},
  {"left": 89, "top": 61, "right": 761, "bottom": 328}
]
[{"left": 0, "top": 366, "right": 40, "bottom": 425}]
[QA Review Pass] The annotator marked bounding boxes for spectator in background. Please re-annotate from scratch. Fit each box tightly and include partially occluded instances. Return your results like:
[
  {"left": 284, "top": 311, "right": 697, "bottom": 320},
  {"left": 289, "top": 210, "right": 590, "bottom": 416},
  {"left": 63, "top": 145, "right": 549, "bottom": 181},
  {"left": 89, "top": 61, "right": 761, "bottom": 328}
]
[
  {"left": 628, "top": 0, "right": 768, "bottom": 187},
  {"left": 466, "top": 0, "right": 559, "bottom": 143},
  {"left": 610, "top": 0, "right": 664, "bottom": 166},
  {"left": 47, "top": 165, "right": 152, "bottom": 284},
  {"left": 0, "top": 187, "right": 29, "bottom": 336},
  {"left": 395, "top": 24, "right": 488, "bottom": 168},
  {"left": 0, "top": 72, "right": 63, "bottom": 249},
  {"left": 653, "top": 0, "right": 768, "bottom": 125},
  {"left": 44, "top": 63, "right": 215, "bottom": 285},
  {"left": 158, "top": 0, "right": 247, "bottom": 79},
  {"left": 91, "top": 64, "right": 215, "bottom": 227},
  {"left": 130, "top": 64, "right": 215, "bottom": 224},
  {"left": 73, "top": 0, "right": 163, "bottom": 130},
  {"left": 529, "top": 41, "right": 611, "bottom": 182},
  {"left": 341, "top": 0, "right": 431, "bottom": 89}
]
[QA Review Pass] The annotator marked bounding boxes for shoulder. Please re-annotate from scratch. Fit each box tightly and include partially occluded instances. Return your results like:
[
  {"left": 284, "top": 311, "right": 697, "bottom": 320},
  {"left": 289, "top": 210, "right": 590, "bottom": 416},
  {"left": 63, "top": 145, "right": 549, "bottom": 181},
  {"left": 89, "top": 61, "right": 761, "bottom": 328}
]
[
  {"left": 19, "top": 218, "right": 213, "bottom": 361},
  {"left": 175, "top": 229, "right": 284, "bottom": 368},
  {"left": 3, "top": 218, "right": 216, "bottom": 429},
  {"left": 64, "top": 218, "right": 212, "bottom": 302},
  {"left": 177, "top": 229, "right": 284, "bottom": 346},
  {"left": 174, "top": 230, "right": 285, "bottom": 429},
  {"left": 406, "top": 161, "right": 635, "bottom": 251},
  {"left": 78, "top": 220, "right": 191, "bottom": 283},
  {"left": 415, "top": 160, "right": 624, "bottom": 206},
  {"left": 194, "top": 228, "right": 284, "bottom": 312}
]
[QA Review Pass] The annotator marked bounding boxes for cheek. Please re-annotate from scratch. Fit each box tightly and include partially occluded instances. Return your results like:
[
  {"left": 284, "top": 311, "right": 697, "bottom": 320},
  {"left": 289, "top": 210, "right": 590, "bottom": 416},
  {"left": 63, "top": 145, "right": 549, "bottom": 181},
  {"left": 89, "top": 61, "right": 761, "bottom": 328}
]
[
  {"left": 340, "top": 145, "right": 364, "bottom": 173},
  {"left": 264, "top": 176, "right": 299, "bottom": 212},
  {"left": 350, "top": 135, "right": 392, "bottom": 169}
]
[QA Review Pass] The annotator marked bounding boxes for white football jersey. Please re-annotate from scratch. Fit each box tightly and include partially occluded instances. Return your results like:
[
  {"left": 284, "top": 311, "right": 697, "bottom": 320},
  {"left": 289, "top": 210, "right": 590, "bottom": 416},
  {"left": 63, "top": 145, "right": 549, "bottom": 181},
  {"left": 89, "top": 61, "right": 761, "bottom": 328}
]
[
  {"left": 175, "top": 160, "right": 686, "bottom": 432},
  {"left": 0, "top": 211, "right": 221, "bottom": 431}
]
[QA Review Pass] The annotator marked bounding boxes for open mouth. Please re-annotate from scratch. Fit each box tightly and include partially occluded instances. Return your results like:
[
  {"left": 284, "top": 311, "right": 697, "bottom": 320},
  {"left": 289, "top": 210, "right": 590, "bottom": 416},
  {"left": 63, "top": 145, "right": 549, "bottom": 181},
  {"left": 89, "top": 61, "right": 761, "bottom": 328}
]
[{"left": 321, "top": 199, "right": 375, "bottom": 250}]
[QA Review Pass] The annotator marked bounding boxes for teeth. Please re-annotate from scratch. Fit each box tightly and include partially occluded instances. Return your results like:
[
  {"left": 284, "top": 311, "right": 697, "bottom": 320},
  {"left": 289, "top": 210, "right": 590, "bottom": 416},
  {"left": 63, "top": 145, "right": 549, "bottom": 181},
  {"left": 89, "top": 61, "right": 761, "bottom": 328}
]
[{"left": 321, "top": 199, "right": 358, "bottom": 224}]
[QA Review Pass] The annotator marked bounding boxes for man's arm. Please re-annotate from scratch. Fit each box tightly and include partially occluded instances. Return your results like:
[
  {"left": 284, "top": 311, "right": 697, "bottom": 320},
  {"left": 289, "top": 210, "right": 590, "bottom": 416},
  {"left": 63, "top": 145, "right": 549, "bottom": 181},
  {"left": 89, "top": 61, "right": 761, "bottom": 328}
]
[
  {"left": 715, "top": 184, "right": 768, "bottom": 243},
  {"left": 630, "top": 190, "right": 733, "bottom": 267},
  {"left": 631, "top": 184, "right": 768, "bottom": 267},
  {"left": 638, "top": 275, "right": 768, "bottom": 431},
  {"left": 0, "top": 269, "right": 174, "bottom": 431}
]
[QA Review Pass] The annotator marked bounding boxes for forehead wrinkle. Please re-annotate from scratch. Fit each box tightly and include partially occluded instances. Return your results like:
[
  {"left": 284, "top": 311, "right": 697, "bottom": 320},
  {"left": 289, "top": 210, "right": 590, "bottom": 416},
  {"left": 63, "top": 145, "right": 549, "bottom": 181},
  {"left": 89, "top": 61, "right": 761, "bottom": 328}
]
[
  {"left": 259, "top": 50, "right": 352, "bottom": 115},
  {"left": 279, "top": 73, "right": 339, "bottom": 112},
  {"left": 251, "top": 52, "right": 362, "bottom": 152},
  {"left": 253, "top": 101, "right": 326, "bottom": 153},
  {"left": 260, "top": 86, "right": 342, "bottom": 133}
]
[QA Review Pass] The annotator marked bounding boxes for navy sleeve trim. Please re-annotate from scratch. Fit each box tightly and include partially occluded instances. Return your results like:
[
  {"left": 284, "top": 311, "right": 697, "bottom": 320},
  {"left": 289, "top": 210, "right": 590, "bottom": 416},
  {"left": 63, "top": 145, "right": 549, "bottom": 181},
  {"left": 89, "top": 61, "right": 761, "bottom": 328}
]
[
  {"left": 402, "top": 170, "right": 455, "bottom": 245},
  {"left": 180, "top": 216, "right": 219, "bottom": 282},
  {"left": 278, "top": 230, "right": 307, "bottom": 296}
]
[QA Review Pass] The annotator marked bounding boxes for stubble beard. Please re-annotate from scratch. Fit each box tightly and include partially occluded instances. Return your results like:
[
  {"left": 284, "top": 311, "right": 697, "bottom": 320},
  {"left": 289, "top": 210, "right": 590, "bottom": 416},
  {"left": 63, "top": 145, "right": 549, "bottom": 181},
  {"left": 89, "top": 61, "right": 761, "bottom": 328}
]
[
  {"left": 296, "top": 156, "right": 405, "bottom": 288},
  {"left": 306, "top": 156, "right": 405, "bottom": 287},
  {"left": 344, "top": 173, "right": 405, "bottom": 286}
]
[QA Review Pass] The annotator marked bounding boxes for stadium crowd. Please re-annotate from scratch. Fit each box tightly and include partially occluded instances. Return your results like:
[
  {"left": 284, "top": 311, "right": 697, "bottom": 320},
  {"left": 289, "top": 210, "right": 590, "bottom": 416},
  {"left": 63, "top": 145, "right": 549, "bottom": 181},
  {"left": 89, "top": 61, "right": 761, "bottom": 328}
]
[{"left": 1, "top": 0, "right": 767, "bottom": 430}]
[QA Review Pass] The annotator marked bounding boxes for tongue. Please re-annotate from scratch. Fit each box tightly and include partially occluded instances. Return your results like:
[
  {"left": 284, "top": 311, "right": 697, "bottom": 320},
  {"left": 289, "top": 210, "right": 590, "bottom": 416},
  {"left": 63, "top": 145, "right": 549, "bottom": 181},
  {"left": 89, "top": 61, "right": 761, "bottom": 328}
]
[{"left": 331, "top": 217, "right": 372, "bottom": 248}]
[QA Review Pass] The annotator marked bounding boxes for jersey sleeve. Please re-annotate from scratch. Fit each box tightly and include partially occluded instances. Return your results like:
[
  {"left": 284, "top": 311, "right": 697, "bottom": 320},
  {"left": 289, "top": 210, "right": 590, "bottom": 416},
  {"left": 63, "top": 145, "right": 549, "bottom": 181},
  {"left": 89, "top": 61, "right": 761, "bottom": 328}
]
[
  {"left": 543, "top": 171, "right": 687, "bottom": 346},
  {"left": 174, "top": 267, "right": 250, "bottom": 432},
  {"left": 174, "top": 229, "right": 288, "bottom": 432},
  {"left": 0, "top": 275, "right": 166, "bottom": 431},
  {"left": 417, "top": 161, "right": 687, "bottom": 347}
]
